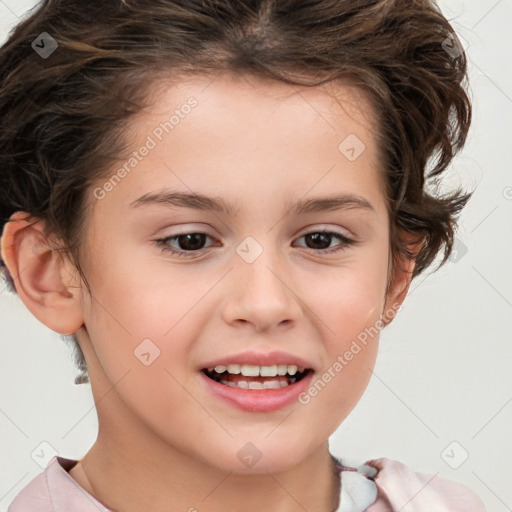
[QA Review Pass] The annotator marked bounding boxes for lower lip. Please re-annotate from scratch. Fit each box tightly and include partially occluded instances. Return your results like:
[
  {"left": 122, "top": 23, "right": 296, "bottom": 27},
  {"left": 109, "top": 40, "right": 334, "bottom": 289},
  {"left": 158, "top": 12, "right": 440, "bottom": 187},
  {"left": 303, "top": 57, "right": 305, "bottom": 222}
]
[{"left": 199, "top": 370, "right": 314, "bottom": 413}]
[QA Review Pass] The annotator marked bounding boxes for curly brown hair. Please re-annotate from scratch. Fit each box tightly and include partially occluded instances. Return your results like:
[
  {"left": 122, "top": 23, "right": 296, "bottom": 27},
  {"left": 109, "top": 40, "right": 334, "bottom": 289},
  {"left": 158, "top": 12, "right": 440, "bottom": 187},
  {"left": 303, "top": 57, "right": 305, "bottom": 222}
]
[{"left": 0, "top": 0, "right": 472, "bottom": 383}]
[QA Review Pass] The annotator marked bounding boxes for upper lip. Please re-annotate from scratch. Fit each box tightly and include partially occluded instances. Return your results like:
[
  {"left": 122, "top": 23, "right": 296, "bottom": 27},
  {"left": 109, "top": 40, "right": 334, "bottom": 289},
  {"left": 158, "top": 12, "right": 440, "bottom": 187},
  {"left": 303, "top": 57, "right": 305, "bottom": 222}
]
[{"left": 200, "top": 350, "right": 315, "bottom": 371}]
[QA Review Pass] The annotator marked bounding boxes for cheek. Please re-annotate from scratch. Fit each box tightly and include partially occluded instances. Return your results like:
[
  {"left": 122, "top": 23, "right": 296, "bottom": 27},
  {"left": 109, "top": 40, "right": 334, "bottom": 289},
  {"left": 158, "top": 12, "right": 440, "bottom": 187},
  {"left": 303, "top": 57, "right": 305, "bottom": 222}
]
[
  {"left": 81, "top": 248, "right": 205, "bottom": 389},
  {"left": 81, "top": 280, "right": 201, "bottom": 439},
  {"left": 308, "top": 250, "right": 388, "bottom": 409},
  {"left": 309, "top": 298, "right": 383, "bottom": 424},
  {"left": 315, "top": 247, "right": 389, "bottom": 340}
]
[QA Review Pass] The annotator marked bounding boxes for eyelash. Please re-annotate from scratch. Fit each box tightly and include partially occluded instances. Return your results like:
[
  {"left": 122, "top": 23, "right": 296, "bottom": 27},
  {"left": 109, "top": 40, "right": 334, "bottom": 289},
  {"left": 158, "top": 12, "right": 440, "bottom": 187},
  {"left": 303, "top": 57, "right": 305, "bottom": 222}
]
[{"left": 154, "top": 230, "right": 356, "bottom": 258}]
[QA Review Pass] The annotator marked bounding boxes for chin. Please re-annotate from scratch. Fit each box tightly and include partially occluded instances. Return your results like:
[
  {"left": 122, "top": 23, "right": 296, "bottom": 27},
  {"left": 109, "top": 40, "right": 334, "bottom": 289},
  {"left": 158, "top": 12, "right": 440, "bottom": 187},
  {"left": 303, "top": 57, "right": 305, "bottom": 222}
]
[{"left": 199, "top": 439, "right": 315, "bottom": 475}]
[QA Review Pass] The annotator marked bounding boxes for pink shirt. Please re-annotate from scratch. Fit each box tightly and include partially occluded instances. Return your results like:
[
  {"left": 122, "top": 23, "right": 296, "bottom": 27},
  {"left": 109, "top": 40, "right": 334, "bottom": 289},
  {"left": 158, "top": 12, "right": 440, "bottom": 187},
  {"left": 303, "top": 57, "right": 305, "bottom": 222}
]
[{"left": 8, "top": 455, "right": 487, "bottom": 511}]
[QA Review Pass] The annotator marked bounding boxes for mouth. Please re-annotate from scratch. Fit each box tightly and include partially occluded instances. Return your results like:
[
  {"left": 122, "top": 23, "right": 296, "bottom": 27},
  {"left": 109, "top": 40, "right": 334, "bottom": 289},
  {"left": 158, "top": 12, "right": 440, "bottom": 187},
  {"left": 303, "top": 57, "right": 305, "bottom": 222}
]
[{"left": 201, "top": 364, "right": 313, "bottom": 390}]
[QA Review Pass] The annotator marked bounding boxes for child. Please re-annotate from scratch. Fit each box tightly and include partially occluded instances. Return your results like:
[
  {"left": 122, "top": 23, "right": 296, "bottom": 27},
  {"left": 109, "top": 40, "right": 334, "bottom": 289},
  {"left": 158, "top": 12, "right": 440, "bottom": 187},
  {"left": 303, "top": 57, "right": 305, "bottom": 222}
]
[{"left": 0, "top": 0, "right": 487, "bottom": 510}]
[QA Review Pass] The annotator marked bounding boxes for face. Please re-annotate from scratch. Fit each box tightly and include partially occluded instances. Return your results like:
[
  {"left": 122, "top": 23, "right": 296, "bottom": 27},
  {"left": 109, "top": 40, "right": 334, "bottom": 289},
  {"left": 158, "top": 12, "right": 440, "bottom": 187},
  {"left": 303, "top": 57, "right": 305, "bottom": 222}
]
[{"left": 76, "top": 72, "right": 401, "bottom": 474}]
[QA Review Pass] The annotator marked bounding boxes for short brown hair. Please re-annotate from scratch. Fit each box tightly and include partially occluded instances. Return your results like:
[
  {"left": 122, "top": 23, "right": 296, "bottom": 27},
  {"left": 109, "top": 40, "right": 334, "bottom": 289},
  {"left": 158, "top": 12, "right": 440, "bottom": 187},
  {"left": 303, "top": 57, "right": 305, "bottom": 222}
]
[{"left": 0, "top": 0, "right": 472, "bottom": 383}]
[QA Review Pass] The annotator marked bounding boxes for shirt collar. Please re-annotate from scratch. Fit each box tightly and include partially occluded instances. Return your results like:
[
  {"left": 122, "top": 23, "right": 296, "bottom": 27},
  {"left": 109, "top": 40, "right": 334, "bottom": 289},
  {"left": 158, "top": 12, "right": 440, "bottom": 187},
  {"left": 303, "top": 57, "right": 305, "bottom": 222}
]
[
  {"left": 47, "top": 456, "right": 112, "bottom": 512},
  {"left": 47, "top": 454, "right": 378, "bottom": 512}
]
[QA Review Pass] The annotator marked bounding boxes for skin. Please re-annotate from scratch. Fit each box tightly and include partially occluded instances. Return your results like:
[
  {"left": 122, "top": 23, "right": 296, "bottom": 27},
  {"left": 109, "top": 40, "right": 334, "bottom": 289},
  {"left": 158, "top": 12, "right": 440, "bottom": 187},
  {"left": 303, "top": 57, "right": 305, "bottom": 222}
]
[{"left": 1, "top": 72, "right": 417, "bottom": 512}]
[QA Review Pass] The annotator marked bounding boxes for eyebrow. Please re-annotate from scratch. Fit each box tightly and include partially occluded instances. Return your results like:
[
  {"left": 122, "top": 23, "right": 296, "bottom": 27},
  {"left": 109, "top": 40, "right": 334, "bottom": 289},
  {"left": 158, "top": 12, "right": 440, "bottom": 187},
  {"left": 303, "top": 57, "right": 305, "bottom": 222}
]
[{"left": 129, "top": 190, "right": 375, "bottom": 216}]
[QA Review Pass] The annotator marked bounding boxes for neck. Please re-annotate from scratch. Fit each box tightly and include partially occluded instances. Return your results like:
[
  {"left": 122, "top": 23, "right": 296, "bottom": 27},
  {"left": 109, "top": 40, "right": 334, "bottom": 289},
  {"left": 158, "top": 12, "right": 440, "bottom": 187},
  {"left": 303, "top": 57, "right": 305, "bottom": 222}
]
[{"left": 75, "top": 432, "right": 339, "bottom": 512}]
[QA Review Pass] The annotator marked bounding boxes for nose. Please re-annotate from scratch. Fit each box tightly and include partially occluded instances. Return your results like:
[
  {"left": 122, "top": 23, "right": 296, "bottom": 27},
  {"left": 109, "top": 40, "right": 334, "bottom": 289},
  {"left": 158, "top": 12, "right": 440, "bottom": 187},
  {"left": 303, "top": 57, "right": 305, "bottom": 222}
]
[{"left": 221, "top": 246, "right": 303, "bottom": 333}]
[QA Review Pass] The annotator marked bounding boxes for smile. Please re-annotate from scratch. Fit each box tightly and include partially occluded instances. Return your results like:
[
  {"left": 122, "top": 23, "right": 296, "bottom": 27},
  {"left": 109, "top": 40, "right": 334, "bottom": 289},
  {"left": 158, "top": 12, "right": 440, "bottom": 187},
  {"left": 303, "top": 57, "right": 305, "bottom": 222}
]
[{"left": 202, "top": 364, "right": 312, "bottom": 389}]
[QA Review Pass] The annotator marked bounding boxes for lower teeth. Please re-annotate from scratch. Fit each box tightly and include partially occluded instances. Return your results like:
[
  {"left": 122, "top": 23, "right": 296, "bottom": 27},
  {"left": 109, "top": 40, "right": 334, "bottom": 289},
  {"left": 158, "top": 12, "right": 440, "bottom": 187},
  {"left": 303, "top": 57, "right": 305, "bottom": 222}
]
[{"left": 219, "top": 378, "right": 295, "bottom": 389}]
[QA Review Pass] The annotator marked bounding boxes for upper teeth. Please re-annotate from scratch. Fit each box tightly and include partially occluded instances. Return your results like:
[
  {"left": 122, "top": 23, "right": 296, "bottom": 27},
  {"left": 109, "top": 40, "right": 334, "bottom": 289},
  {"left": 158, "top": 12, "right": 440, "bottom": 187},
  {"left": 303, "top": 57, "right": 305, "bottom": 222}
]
[{"left": 211, "top": 364, "right": 303, "bottom": 377}]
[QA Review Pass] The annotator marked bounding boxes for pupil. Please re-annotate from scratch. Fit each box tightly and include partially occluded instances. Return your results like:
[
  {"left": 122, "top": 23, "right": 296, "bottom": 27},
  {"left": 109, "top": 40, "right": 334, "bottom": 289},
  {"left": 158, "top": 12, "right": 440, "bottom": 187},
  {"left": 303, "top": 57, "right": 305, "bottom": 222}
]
[
  {"left": 179, "top": 233, "right": 205, "bottom": 251},
  {"left": 306, "top": 233, "right": 330, "bottom": 249}
]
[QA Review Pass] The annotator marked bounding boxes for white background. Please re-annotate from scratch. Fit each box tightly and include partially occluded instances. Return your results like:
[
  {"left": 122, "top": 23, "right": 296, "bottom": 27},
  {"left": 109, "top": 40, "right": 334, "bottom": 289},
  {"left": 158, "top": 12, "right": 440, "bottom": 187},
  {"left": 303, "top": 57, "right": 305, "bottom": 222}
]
[{"left": 0, "top": 1, "right": 511, "bottom": 511}]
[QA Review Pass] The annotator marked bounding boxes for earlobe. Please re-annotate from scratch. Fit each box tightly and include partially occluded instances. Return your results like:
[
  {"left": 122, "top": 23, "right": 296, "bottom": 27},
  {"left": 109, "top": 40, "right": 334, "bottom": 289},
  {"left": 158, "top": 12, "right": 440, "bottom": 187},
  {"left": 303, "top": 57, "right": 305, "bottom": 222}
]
[{"left": 0, "top": 211, "right": 84, "bottom": 335}]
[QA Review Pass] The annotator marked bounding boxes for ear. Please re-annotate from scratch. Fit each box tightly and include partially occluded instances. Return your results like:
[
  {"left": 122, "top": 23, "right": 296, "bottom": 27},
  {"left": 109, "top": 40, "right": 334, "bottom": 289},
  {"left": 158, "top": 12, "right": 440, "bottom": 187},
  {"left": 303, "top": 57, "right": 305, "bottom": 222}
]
[
  {"left": 0, "top": 211, "right": 84, "bottom": 335},
  {"left": 381, "top": 231, "right": 423, "bottom": 327}
]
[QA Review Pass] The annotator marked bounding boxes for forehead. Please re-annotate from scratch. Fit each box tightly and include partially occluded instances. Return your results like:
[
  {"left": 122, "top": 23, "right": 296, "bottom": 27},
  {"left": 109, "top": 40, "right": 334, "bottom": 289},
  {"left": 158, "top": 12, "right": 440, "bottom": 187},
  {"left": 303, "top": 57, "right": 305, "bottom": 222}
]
[
  {"left": 144, "top": 71, "right": 378, "bottom": 135},
  {"left": 131, "top": 71, "right": 382, "bottom": 180},
  {"left": 86, "top": 71, "right": 386, "bottom": 224}
]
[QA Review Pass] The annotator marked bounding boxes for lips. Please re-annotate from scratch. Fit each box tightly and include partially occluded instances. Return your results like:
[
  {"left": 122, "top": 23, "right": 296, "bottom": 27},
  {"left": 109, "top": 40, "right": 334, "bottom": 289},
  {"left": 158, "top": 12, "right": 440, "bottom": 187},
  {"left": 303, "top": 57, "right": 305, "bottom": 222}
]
[
  {"left": 197, "top": 350, "right": 315, "bottom": 411},
  {"left": 198, "top": 367, "right": 315, "bottom": 412}
]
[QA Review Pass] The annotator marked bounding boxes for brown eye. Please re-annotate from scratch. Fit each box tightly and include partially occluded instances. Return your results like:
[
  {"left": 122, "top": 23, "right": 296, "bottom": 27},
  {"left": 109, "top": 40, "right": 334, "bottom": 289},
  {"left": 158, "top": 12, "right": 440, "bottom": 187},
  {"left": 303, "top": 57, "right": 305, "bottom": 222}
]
[
  {"left": 304, "top": 232, "right": 333, "bottom": 250},
  {"left": 295, "top": 230, "right": 355, "bottom": 254},
  {"left": 155, "top": 232, "right": 214, "bottom": 257},
  {"left": 174, "top": 233, "right": 207, "bottom": 251}
]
